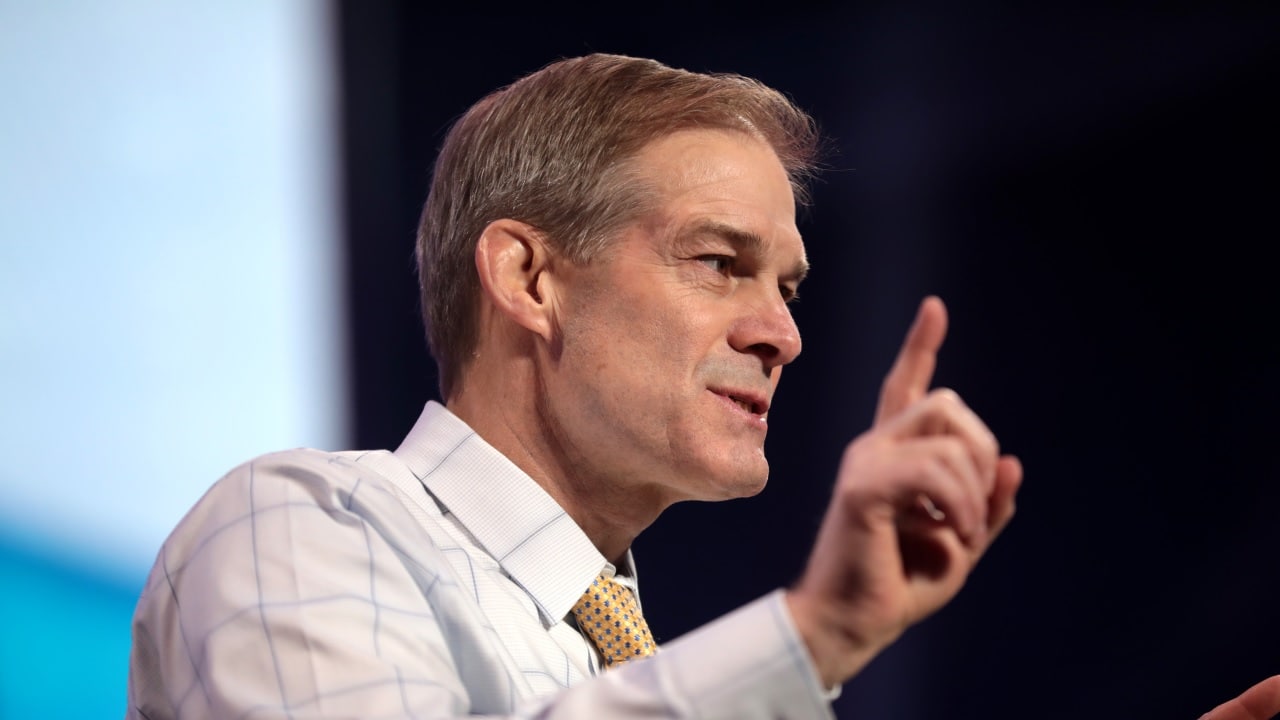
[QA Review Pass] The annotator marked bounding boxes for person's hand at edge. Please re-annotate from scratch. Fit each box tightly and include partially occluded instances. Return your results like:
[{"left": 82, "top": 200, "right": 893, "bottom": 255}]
[{"left": 1201, "top": 676, "right": 1280, "bottom": 720}]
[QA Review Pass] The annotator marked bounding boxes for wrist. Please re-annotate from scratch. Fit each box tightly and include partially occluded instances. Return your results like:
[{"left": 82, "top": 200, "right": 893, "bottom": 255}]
[{"left": 783, "top": 589, "right": 888, "bottom": 689}]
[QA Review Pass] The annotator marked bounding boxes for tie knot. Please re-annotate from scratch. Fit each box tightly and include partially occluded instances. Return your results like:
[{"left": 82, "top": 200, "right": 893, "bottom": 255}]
[{"left": 571, "top": 572, "right": 657, "bottom": 668}]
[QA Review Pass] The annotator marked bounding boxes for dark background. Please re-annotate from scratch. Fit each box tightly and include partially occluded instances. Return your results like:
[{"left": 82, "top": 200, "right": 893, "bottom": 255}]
[{"left": 335, "top": 5, "right": 1279, "bottom": 718}]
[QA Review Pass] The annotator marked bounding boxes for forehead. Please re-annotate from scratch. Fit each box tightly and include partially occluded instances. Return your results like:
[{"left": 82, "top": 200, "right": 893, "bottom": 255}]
[{"left": 627, "top": 128, "right": 805, "bottom": 256}]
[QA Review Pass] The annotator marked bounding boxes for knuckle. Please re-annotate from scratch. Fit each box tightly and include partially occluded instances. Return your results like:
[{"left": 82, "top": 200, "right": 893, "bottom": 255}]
[
  {"left": 981, "top": 431, "right": 1000, "bottom": 459},
  {"left": 938, "top": 434, "right": 967, "bottom": 456},
  {"left": 844, "top": 431, "right": 876, "bottom": 458},
  {"left": 931, "top": 387, "right": 963, "bottom": 405},
  {"left": 911, "top": 453, "right": 943, "bottom": 480}
]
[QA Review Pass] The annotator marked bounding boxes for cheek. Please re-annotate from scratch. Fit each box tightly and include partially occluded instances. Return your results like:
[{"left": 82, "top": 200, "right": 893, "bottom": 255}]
[
  {"left": 558, "top": 309, "right": 663, "bottom": 410},
  {"left": 594, "top": 303, "right": 700, "bottom": 369},
  {"left": 559, "top": 274, "right": 722, "bottom": 402}
]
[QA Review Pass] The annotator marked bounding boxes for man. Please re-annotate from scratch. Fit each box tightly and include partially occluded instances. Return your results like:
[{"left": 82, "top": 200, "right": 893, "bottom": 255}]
[{"left": 125, "top": 53, "right": 1270, "bottom": 719}]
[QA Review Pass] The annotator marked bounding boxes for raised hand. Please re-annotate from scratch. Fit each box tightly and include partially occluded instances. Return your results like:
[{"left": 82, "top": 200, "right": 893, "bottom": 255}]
[{"left": 787, "top": 296, "right": 1023, "bottom": 688}]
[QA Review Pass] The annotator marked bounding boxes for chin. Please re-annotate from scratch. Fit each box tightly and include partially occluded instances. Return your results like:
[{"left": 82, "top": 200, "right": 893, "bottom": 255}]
[
  {"left": 730, "top": 478, "right": 769, "bottom": 499},
  {"left": 668, "top": 445, "right": 770, "bottom": 502},
  {"left": 706, "top": 463, "right": 770, "bottom": 501}
]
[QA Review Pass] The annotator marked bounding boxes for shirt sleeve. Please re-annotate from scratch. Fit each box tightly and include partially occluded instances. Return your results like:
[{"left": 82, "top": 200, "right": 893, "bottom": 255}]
[
  {"left": 127, "top": 453, "right": 834, "bottom": 720},
  {"left": 127, "top": 454, "right": 480, "bottom": 719},
  {"left": 541, "top": 590, "right": 836, "bottom": 719}
]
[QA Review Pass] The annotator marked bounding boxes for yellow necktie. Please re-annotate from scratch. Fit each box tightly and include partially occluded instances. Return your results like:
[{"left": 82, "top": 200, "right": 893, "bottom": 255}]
[{"left": 571, "top": 572, "right": 657, "bottom": 668}]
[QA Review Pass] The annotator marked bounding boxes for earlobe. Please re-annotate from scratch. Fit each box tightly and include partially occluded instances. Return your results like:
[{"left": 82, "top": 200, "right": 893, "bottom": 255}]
[{"left": 474, "top": 219, "right": 557, "bottom": 342}]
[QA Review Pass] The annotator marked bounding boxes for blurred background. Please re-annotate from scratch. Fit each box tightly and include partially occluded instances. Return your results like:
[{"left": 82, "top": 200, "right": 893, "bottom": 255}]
[{"left": 1, "top": 3, "right": 1276, "bottom": 718}]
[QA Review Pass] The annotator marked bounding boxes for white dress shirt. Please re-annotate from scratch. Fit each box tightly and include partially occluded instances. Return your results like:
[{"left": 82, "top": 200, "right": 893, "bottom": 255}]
[{"left": 127, "top": 401, "right": 833, "bottom": 718}]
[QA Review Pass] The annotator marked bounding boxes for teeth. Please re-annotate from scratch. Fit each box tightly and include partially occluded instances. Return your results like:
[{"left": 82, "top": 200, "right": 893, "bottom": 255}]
[{"left": 733, "top": 398, "right": 752, "bottom": 413}]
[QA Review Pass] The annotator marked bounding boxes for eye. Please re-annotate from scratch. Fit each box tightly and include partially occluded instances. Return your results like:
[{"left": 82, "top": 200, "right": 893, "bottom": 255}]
[{"left": 697, "top": 255, "right": 733, "bottom": 274}]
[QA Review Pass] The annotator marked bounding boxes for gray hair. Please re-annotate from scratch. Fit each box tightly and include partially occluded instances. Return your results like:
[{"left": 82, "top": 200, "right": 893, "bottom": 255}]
[{"left": 417, "top": 53, "right": 820, "bottom": 398}]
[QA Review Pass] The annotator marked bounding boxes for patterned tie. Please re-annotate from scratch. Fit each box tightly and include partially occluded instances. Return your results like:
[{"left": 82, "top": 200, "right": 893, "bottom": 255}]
[{"left": 571, "top": 572, "right": 657, "bottom": 668}]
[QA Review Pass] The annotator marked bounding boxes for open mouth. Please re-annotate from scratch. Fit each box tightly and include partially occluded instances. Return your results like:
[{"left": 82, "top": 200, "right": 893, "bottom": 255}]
[{"left": 711, "top": 388, "right": 769, "bottom": 418}]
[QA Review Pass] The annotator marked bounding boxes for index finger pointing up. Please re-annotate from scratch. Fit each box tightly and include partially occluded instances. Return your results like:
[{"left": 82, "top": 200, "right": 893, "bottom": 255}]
[{"left": 875, "top": 296, "right": 949, "bottom": 426}]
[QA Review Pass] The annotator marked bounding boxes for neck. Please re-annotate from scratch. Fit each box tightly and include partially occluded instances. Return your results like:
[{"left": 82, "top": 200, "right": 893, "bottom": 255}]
[{"left": 447, "top": 360, "right": 666, "bottom": 565}]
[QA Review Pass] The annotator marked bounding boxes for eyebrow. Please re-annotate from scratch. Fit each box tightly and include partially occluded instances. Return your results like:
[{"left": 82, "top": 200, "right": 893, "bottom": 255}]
[{"left": 688, "top": 219, "right": 810, "bottom": 283}]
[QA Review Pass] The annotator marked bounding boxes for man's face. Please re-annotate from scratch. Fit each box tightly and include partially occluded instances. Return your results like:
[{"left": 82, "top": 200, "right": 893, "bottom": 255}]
[{"left": 541, "top": 128, "right": 807, "bottom": 508}]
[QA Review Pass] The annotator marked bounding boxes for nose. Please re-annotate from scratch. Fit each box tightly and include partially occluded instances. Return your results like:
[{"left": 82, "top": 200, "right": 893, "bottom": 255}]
[{"left": 728, "top": 282, "right": 803, "bottom": 371}]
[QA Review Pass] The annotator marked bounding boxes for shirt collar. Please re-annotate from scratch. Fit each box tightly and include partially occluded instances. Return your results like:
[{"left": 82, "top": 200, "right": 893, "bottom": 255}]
[{"left": 393, "top": 401, "right": 611, "bottom": 626}]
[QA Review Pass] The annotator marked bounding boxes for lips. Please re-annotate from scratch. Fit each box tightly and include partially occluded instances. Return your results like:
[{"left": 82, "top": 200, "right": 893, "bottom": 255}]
[{"left": 709, "top": 387, "right": 770, "bottom": 418}]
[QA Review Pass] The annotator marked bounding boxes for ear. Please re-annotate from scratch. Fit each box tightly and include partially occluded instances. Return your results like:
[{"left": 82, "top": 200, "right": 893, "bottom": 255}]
[{"left": 474, "top": 219, "right": 558, "bottom": 342}]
